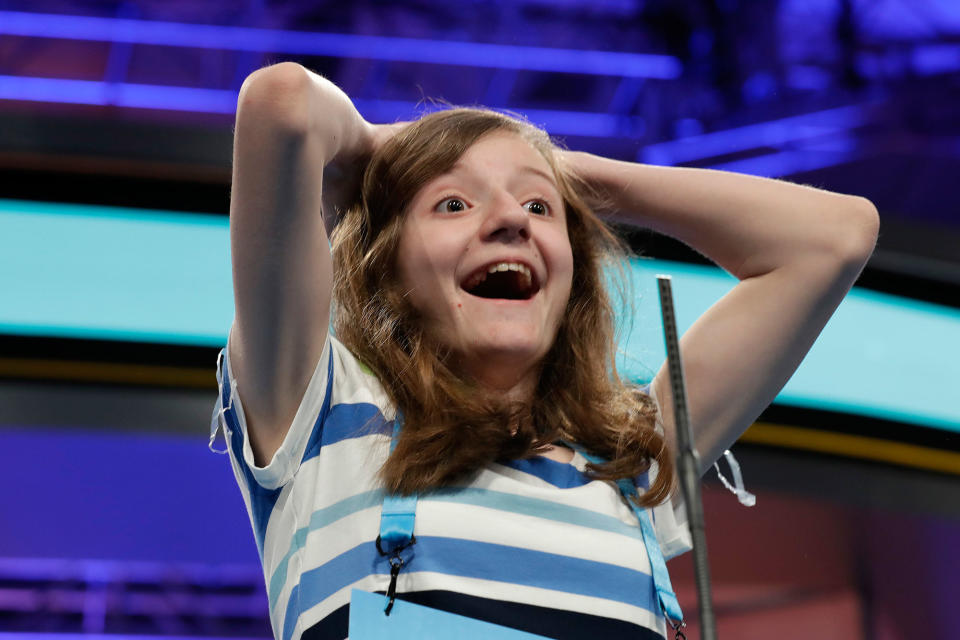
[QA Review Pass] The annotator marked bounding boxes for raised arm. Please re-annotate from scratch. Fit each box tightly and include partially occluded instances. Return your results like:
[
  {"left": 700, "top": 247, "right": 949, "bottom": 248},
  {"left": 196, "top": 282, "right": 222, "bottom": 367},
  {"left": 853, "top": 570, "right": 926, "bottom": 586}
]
[
  {"left": 564, "top": 152, "right": 880, "bottom": 473},
  {"left": 229, "top": 62, "right": 373, "bottom": 466}
]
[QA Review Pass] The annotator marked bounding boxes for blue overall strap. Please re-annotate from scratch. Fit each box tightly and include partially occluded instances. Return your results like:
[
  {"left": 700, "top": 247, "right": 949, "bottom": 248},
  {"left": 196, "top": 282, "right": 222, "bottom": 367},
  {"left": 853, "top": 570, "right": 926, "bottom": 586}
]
[
  {"left": 376, "top": 414, "right": 418, "bottom": 615},
  {"left": 615, "top": 477, "right": 684, "bottom": 624},
  {"left": 574, "top": 446, "right": 684, "bottom": 626},
  {"left": 378, "top": 414, "right": 418, "bottom": 552}
]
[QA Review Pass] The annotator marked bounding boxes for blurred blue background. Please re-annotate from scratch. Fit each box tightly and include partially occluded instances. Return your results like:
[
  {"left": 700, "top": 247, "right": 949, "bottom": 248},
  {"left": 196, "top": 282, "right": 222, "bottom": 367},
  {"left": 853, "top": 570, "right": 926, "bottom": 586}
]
[{"left": 0, "top": 1, "right": 958, "bottom": 638}]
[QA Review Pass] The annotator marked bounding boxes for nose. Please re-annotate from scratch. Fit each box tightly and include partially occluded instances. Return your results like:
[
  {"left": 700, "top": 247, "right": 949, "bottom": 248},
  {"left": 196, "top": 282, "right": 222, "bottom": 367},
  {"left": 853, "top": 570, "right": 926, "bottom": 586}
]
[{"left": 480, "top": 192, "right": 531, "bottom": 243}]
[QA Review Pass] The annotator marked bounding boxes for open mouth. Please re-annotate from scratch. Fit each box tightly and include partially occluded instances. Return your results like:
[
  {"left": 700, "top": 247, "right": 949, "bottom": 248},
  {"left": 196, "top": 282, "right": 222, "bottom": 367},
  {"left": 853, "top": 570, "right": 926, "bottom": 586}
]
[{"left": 461, "top": 262, "right": 540, "bottom": 300}]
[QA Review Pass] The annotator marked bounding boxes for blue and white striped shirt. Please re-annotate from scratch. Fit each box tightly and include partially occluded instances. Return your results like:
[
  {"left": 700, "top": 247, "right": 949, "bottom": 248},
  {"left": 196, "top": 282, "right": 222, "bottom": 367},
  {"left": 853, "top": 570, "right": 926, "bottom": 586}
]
[{"left": 214, "top": 335, "right": 691, "bottom": 640}]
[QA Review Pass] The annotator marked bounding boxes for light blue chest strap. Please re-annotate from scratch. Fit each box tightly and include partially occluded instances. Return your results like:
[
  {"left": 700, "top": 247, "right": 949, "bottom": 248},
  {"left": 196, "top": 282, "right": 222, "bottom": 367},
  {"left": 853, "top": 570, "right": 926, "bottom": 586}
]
[
  {"left": 376, "top": 425, "right": 684, "bottom": 628},
  {"left": 376, "top": 415, "right": 418, "bottom": 614},
  {"left": 574, "top": 446, "right": 684, "bottom": 627},
  {"left": 378, "top": 416, "right": 418, "bottom": 551}
]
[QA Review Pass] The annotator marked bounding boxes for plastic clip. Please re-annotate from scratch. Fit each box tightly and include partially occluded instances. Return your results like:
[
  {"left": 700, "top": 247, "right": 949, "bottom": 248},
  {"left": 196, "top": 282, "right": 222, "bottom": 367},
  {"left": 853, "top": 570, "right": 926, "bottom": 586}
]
[
  {"left": 376, "top": 534, "right": 416, "bottom": 616},
  {"left": 384, "top": 555, "right": 404, "bottom": 615},
  {"left": 667, "top": 615, "right": 687, "bottom": 640}
]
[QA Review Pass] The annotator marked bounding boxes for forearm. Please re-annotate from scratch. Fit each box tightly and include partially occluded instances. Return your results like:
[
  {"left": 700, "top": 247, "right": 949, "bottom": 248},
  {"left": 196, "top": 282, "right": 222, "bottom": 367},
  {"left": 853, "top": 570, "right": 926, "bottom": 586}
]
[
  {"left": 229, "top": 64, "right": 373, "bottom": 455},
  {"left": 564, "top": 151, "right": 879, "bottom": 278},
  {"left": 566, "top": 152, "right": 880, "bottom": 470}
]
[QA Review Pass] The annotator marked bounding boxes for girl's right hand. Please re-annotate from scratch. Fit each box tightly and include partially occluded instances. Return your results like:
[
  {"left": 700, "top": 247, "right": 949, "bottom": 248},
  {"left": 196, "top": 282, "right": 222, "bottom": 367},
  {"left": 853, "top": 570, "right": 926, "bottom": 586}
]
[{"left": 320, "top": 119, "right": 410, "bottom": 231}]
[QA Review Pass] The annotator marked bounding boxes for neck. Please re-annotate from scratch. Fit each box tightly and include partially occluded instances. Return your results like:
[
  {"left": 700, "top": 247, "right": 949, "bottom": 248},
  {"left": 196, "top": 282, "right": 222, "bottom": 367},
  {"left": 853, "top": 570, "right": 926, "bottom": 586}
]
[{"left": 458, "top": 356, "right": 539, "bottom": 404}]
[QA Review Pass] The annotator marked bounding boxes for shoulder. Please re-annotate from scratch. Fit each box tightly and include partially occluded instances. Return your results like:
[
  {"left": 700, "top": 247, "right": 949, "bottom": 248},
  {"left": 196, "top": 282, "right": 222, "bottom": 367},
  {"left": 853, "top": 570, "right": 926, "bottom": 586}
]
[
  {"left": 327, "top": 334, "right": 395, "bottom": 417},
  {"left": 215, "top": 332, "right": 395, "bottom": 487}
]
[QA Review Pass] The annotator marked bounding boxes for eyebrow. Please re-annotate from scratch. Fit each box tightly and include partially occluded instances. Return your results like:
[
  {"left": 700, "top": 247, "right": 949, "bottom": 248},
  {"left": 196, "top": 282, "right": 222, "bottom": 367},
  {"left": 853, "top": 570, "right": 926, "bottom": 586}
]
[
  {"left": 429, "top": 162, "right": 559, "bottom": 198},
  {"left": 515, "top": 165, "right": 560, "bottom": 189}
]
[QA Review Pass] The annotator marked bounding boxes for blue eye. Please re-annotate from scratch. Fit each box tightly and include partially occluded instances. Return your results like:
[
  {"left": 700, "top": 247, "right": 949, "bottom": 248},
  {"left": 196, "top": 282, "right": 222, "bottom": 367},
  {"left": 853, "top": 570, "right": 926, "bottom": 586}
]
[
  {"left": 524, "top": 200, "right": 549, "bottom": 216},
  {"left": 435, "top": 197, "right": 467, "bottom": 213}
]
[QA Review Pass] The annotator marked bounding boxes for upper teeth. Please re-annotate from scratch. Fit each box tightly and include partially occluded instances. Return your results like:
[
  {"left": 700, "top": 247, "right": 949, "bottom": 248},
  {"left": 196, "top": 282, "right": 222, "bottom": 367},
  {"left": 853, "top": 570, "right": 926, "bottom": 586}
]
[
  {"left": 488, "top": 262, "right": 531, "bottom": 279},
  {"left": 464, "top": 262, "right": 533, "bottom": 291}
]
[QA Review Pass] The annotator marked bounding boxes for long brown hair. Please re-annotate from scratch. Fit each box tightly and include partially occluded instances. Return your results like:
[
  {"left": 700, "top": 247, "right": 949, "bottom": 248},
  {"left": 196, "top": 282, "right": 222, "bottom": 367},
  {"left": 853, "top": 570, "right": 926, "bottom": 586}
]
[{"left": 331, "top": 108, "right": 674, "bottom": 506}]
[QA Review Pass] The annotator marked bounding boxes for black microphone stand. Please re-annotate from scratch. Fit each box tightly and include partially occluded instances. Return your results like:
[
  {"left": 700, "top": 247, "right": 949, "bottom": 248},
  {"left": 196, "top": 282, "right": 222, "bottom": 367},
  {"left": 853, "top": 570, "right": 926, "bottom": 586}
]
[{"left": 657, "top": 275, "right": 718, "bottom": 640}]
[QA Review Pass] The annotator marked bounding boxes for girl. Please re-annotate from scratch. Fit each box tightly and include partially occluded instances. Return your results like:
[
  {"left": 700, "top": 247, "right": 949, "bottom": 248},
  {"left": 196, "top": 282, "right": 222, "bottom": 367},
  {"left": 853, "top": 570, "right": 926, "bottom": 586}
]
[{"left": 214, "top": 61, "right": 879, "bottom": 640}]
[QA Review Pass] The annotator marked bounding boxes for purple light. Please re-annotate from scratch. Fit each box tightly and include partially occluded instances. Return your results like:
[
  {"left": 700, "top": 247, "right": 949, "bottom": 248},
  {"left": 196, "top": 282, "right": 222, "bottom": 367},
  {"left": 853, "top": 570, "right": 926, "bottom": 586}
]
[
  {"left": 706, "top": 148, "right": 859, "bottom": 178},
  {"left": 0, "top": 75, "right": 644, "bottom": 138},
  {"left": 0, "top": 75, "right": 238, "bottom": 113},
  {"left": 0, "top": 10, "right": 682, "bottom": 79},
  {"left": 912, "top": 43, "right": 960, "bottom": 76},
  {"left": 0, "top": 635, "right": 269, "bottom": 640},
  {"left": 639, "top": 104, "right": 877, "bottom": 166}
]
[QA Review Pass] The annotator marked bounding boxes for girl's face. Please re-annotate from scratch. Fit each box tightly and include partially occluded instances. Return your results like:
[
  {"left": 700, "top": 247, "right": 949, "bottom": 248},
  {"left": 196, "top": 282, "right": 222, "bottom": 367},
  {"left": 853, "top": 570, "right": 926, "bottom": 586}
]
[{"left": 396, "top": 132, "right": 574, "bottom": 392}]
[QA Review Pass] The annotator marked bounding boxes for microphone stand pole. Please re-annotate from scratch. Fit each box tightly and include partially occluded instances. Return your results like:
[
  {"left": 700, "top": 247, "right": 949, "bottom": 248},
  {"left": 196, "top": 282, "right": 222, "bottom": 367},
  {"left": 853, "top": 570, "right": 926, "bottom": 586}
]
[{"left": 657, "top": 275, "right": 718, "bottom": 640}]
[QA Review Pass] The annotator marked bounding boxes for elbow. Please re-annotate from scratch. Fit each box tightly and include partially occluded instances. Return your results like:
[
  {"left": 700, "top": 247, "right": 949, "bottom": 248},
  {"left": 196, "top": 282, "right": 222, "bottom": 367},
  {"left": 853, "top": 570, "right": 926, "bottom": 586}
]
[
  {"left": 237, "top": 62, "right": 313, "bottom": 135},
  {"left": 834, "top": 195, "right": 880, "bottom": 266}
]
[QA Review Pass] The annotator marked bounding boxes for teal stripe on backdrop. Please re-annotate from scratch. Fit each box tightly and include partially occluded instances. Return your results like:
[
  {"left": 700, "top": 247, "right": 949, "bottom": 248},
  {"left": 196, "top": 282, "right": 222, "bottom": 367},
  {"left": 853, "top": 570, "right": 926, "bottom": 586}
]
[
  {"left": 1, "top": 199, "right": 958, "bottom": 432},
  {"left": 617, "top": 260, "right": 960, "bottom": 433},
  {"left": 0, "top": 199, "right": 231, "bottom": 346}
]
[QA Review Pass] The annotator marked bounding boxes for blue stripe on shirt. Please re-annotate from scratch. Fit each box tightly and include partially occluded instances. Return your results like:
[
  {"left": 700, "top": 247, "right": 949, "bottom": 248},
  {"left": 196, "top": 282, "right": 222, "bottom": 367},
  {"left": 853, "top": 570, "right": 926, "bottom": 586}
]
[
  {"left": 300, "top": 350, "right": 338, "bottom": 464},
  {"left": 498, "top": 456, "right": 592, "bottom": 488},
  {"left": 282, "top": 536, "right": 659, "bottom": 640},
  {"left": 267, "top": 485, "right": 646, "bottom": 615},
  {"left": 221, "top": 355, "right": 282, "bottom": 559},
  {"left": 268, "top": 489, "right": 384, "bottom": 611}
]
